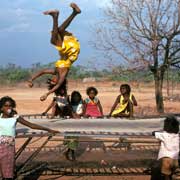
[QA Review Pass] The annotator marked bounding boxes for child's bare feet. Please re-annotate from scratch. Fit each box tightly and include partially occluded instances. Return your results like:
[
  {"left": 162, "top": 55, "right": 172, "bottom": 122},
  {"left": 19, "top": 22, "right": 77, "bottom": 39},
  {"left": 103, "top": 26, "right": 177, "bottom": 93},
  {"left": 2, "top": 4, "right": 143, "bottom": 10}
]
[
  {"left": 43, "top": 9, "right": 59, "bottom": 18},
  {"left": 70, "top": 3, "right": 81, "bottom": 14}
]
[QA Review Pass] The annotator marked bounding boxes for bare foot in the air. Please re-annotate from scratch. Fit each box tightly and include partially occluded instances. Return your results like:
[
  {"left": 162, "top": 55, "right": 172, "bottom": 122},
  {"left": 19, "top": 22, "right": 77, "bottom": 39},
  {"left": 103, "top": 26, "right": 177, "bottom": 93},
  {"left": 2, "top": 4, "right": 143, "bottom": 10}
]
[
  {"left": 70, "top": 3, "right": 81, "bottom": 14},
  {"left": 43, "top": 9, "right": 59, "bottom": 18}
]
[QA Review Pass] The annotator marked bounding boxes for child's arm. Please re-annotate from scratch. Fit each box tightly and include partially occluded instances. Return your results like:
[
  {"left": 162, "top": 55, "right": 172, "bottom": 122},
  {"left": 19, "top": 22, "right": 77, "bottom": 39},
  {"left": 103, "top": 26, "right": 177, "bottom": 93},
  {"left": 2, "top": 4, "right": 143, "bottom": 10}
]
[
  {"left": 42, "top": 100, "right": 55, "bottom": 115},
  {"left": 109, "top": 95, "right": 120, "bottom": 116},
  {"left": 153, "top": 131, "right": 164, "bottom": 141},
  {"left": 17, "top": 116, "right": 59, "bottom": 133},
  {"left": 132, "top": 95, "right": 137, "bottom": 106},
  {"left": 82, "top": 100, "right": 88, "bottom": 117},
  {"left": 97, "top": 100, "right": 103, "bottom": 116},
  {"left": 128, "top": 100, "right": 134, "bottom": 118},
  {"left": 40, "top": 68, "right": 69, "bottom": 101},
  {"left": 27, "top": 69, "right": 55, "bottom": 88}
]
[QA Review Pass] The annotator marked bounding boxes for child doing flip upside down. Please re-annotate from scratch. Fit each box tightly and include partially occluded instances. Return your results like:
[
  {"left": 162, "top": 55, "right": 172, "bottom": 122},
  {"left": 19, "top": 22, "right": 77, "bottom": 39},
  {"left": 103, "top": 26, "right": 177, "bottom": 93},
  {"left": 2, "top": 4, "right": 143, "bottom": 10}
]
[{"left": 27, "top": 3, "right": 81, "bottom": 101}]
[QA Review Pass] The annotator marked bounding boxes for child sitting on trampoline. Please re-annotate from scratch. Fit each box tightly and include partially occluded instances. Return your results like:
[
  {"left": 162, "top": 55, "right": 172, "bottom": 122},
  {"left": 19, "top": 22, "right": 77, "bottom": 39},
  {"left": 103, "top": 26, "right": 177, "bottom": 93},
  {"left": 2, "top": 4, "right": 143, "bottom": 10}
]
[
  {"left": 0, "top": 96, "right": 58, "bottom": 180},
  {"left": 27, "top": 2, "right": 81, "bottom": 102},
  {"left": 109, "top": 84, "right": 137, "bottom": 118},
  {"left": 153, "top": 116, "right": 179, "bottom": 180},
  {"left": 70, "top": 91, "right": 83, "bottom": 118},
  {"left": 83, "top": 87, "right": 103, "bottom": 118},
  {"left": 42, "top": 76, "right": 71, "bottom": 118}
]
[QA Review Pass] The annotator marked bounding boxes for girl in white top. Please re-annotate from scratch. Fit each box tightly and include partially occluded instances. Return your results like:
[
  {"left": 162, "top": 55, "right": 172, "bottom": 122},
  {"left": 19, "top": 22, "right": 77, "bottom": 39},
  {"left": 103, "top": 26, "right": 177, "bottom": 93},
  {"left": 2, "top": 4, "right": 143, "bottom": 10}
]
[
  {"left": 153, "top": 116, "right": 179, "bottom": 180},
  {"left": 70, "top": 91, "right": 83, "bottom": 118},
  {"left": 0, "top": 96, "right": 59, "bottom": 180}
]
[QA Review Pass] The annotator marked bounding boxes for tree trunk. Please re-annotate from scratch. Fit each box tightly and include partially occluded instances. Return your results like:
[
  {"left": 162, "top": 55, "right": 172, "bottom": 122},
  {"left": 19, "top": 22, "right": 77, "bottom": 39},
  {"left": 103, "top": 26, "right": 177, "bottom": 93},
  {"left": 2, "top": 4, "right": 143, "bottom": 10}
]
[
  {"left": 154, "top": 70, "right": 164, "bottom": 113},
  {"left": 166, "top": 67, "right": 170, "bottom": 97}
]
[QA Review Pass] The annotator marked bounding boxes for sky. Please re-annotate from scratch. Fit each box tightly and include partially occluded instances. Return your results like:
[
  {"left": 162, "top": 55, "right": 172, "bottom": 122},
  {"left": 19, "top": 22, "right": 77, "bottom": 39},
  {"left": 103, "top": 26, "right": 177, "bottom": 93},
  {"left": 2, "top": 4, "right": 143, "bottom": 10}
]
[{"left": 0, "top": 0, "right": 110, "bottom": 68}]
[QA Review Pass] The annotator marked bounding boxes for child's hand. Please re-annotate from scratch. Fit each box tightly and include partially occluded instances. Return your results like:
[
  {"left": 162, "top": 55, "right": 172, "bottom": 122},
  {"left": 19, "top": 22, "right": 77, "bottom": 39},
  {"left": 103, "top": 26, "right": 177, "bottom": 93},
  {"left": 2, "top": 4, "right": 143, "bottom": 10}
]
[
  {"left": 152, "top": 131, "right": 156, "bottom": 136},
  {"left": 41, "top": 112, "right": 47, "bottom": 116},
  {"left": 27, "top": 80, "right": 33, "bottom": 88},
  {"left": 40, "top": 93, "right": 48, "bottom": 101}
]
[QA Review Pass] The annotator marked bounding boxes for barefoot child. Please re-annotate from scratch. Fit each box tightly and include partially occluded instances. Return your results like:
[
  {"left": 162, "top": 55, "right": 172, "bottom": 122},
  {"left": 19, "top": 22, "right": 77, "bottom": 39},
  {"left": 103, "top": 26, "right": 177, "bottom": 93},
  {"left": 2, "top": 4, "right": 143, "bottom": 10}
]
[
  {"left": 0, "top": 96, "right": 59, "bottom": 179},
  {"left": 27, "top": 3, "right": 81, "bottom": 101},
  {"left": 153, "top": 116, "right": 179, "bottom": 180},
  {"left": 83, "top": 87, "right": 103, "bottom": 118},
  {"left": 109, "top": 84, "right": 137, "bottom": 118}
]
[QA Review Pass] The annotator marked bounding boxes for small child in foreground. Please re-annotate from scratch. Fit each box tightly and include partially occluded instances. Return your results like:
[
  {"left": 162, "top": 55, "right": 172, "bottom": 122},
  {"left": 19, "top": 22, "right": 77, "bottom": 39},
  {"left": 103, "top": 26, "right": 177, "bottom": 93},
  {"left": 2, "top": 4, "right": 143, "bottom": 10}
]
[
  {"left": 83, "top": 87, "right": 103, "bottom": 118},
  {"left": 0, "top": 96, "right": 58, "bottom": 179},
  {"left": 153, "top": 116, "right": 179, "bottom": 180},
  {"left": 109, "top": 84, "right": 137, "bottom": 118}
]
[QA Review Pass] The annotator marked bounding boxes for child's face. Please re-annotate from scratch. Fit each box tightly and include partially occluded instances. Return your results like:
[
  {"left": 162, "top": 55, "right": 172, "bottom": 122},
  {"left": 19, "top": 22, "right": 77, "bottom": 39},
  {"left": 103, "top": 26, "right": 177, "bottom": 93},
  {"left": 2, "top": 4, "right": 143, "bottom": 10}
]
[
  {"left": 120, "top": 87, "right": 127, "bottom": 95},
  {"left": 88, "top": 90, "right": 96, "bottom": 99},
  {"left": 72, "top": 94, "right": 81, "bottom": 103},
  {"left": 1, "top": 101, "right": 13, "bottom": 117}
]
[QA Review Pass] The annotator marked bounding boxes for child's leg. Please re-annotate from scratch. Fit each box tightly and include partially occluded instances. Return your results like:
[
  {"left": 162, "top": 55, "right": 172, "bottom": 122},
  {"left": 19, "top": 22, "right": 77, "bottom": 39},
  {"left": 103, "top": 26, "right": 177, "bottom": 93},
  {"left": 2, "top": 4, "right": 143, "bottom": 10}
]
[
  {"left": 58, "top": 3, "right": 81, "bottom": 34},
  {"left": 43, "top": 10, "right": 62, "bottom": 46},
  {"left": 51, "top": 102, "right": 57, "bottom": 118},
  {"left": 64, "top": 148, "right": 71, "bottom": 160},
  {"left": 161, "top": 158, "right": 172, "bottom": 180},
  {"left": 71, "top": 149, "right": 76, "bottom": 161},
  {"left": 128, "top": 101, "right": 134, "bottom": 118},
  {"left": 42, "top": 100, "right": 54, "bottom": 115},
  {"left": 43, "top": 3, "right": 81, "bottom": 46}
]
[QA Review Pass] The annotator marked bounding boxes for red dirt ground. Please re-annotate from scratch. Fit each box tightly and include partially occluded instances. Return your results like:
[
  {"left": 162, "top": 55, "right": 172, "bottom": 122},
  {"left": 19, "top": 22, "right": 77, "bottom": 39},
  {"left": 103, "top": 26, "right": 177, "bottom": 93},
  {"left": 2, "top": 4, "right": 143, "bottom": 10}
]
[{"left": 0, "top": 81, "right": 179, "bottom": 180}]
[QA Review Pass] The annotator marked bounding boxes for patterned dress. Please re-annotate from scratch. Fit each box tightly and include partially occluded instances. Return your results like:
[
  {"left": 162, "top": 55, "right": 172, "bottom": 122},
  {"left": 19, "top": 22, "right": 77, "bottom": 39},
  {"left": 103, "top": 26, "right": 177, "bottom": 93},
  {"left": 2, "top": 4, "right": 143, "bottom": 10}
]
[{"left": 84, "top": 97, "right": 102, "bottom": 117}]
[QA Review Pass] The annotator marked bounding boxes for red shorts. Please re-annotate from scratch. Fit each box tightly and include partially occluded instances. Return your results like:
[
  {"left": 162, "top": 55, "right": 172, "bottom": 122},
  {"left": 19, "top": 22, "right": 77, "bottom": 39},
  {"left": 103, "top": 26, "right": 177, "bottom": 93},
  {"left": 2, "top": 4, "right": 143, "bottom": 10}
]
[{"left": 0, "top": 144, "right": 15, "bottom": 178}]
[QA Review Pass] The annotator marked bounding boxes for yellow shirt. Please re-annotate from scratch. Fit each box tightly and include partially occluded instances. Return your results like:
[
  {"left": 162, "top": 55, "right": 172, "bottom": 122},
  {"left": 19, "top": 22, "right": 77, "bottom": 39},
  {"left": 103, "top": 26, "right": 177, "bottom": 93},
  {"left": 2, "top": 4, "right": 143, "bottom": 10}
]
[
  {"left": 112, "top": 94, "right": 133, "bottom": 116},
  {"left": 55, "top": 35, "right": 80, "bottom": 68}
]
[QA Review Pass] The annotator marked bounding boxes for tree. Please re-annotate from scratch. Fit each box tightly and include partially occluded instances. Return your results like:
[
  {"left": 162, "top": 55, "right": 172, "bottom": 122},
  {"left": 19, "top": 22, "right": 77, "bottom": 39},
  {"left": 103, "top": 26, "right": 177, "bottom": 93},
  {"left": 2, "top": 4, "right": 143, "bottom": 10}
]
[{"left": 93, "top": 0, "right": 180, "bottom": 113}]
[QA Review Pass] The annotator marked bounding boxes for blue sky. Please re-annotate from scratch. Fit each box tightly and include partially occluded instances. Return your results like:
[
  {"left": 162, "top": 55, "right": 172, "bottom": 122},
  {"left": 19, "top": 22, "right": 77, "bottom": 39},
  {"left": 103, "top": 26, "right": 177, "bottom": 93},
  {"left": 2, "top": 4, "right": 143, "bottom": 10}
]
[{"left": 0, "top": 0, "right": 110, "bottom": 68}]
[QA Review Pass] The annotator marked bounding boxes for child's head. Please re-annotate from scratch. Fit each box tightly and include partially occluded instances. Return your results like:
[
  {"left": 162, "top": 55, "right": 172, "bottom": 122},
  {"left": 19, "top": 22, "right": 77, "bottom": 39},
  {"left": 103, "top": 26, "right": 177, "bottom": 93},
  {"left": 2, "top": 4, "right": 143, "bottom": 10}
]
[
  {"left": 120, "top": 84, "right": 131, "bottom": 95},
  {"left": 163, "top": 116, "right": 179, "bottom": 134},
  {"left": 71, "top": 91, "right": 82, "bottom": 104},
  {"left": 86, "top": 86, "right": 98, "bottom": 99},
  {"left": 47, "top": 77, "right": 67, "bottom": 96},
  {"left": 0, "top": 96, "right": 16, "bottom": 117}
]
